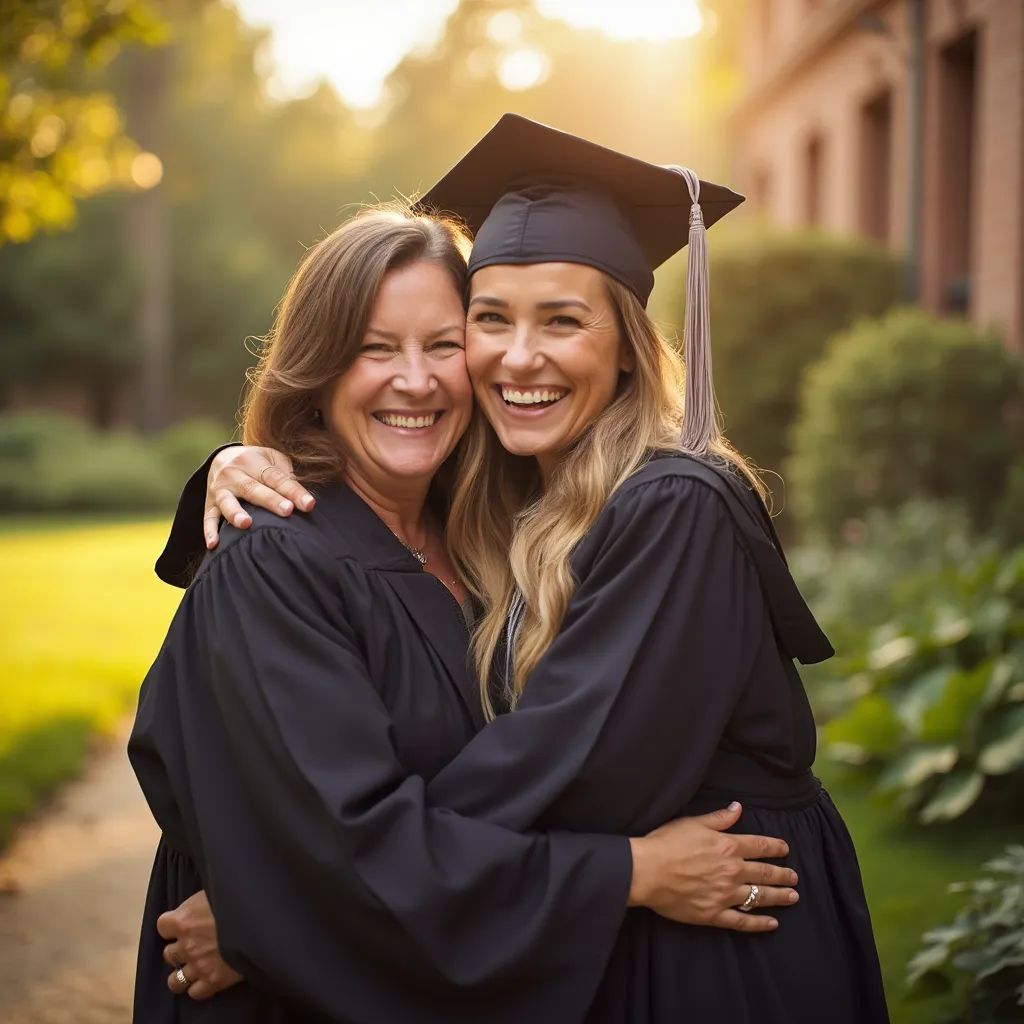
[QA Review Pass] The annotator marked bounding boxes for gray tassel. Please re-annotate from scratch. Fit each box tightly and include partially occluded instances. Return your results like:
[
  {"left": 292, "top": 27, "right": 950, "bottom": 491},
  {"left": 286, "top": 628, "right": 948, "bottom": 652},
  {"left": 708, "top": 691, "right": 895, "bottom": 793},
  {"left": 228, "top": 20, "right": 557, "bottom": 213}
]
[{"left": 666, "top": 165, "right": 720, "bottom": 456}]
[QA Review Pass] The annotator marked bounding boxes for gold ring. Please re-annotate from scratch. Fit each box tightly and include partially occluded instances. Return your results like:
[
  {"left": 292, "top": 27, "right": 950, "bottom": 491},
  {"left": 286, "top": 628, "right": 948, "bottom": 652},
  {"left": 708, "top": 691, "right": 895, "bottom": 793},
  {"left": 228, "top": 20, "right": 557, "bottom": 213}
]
[{"left": 737, "top": 883, "right": 760, "bottom": 912}]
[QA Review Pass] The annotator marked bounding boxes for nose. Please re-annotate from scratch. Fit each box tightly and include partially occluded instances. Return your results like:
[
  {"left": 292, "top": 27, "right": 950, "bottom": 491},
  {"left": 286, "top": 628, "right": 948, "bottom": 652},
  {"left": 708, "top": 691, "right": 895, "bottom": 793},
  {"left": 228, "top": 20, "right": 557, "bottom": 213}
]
[
  {"left": 501, "top": 325, "right": 543, "bottom": 375},
  {"left": 392, "top": 349, "right": 437, "bottom": 398}
]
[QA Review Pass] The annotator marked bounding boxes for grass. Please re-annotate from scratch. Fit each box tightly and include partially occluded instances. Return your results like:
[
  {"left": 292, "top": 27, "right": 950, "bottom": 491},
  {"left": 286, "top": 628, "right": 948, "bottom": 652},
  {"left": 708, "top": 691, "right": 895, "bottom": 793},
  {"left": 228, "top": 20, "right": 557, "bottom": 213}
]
[
  {"left": 818, "top": 759, "right": 1012, "bottom": 1024},
  {"left": 0, "top": 517, "right": 181, "bottom": 846}
]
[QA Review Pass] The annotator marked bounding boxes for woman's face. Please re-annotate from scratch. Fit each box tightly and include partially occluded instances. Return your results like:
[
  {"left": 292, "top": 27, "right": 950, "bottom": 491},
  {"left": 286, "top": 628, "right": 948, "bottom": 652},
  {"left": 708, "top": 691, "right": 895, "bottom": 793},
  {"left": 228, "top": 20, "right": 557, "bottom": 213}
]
[
  {"left": 324, "top": 259, "right": 472, "bottom": 494},
  {"left": 466, "top": 262, "right": 633, "bottom": 477}
]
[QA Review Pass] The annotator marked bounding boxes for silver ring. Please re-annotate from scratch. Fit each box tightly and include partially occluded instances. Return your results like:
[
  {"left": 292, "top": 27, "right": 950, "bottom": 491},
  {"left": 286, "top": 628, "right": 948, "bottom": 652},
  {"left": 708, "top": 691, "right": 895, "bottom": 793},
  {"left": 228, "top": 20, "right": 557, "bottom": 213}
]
[
  {"left": 259, "top": 465, "right": 276, "bottom": 485},
  {"left": 174, "top": 967, "right": 191, "bottom": 990},
  {"left": 738, "top": 883, "right": 760, "bottom": 912}
]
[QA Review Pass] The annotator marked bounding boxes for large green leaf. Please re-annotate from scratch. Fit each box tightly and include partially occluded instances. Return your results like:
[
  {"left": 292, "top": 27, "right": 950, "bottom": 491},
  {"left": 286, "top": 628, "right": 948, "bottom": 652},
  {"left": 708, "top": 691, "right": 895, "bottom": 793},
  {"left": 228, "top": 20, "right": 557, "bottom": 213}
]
[
  {"left": 978, "top": 706, "right": 1024, "bottom": 775},
  {"left": 824, "top": 694, "right": 904, "bottom": 759},
  {"left": 919, "top": 768, "right": 985, "bottom": 823},
  {"left": 878, "top": 744, "right": 958, "bottom": 792},
  {"left": 897, "top": 666, "right": 956, "bottom": 734},
  {"left": 919, "top": 665, "right": 990, "bottom": 744}
]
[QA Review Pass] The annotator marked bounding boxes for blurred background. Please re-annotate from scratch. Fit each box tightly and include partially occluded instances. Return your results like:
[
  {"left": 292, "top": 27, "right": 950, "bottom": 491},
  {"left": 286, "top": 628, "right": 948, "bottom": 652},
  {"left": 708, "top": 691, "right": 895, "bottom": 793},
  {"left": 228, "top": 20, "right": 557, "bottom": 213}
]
[{"left": 0, "top": 1, "right": 1022, "bottom": 1021}]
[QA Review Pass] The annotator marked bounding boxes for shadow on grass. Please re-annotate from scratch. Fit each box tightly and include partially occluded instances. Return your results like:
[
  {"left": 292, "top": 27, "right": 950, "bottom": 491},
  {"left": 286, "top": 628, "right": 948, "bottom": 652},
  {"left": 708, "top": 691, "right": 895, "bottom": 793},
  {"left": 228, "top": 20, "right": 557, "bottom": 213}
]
[{"left": 0, "top": 714, "right": 95, "bottom": 850}]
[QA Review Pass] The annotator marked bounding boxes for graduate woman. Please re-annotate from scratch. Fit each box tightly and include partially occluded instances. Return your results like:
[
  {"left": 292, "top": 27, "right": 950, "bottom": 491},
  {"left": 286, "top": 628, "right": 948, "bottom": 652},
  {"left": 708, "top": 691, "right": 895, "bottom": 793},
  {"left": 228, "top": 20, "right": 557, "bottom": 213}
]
[
  {"left": 129, "top": 193, "right": 799, "bottom": 1023},
  {"left": 152, "top": 117, "right": 888, "bottom": 1022}
]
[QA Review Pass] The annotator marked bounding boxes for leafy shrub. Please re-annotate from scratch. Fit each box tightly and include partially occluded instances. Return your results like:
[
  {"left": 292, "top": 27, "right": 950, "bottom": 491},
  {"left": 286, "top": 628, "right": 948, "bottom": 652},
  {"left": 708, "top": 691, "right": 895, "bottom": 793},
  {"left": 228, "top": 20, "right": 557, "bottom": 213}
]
[
  {"left": 791, "top": 502, "right": 995, "bottom": 717},
  {"left": 154, "top": 417, "right": 231, "bottom": 483},
  {"left": 788, "top": 308, "right": 1024, "bottom": 538},
  {"left": 0, "top": 411, "right": 228, "bottom": 513},
  {"left": 704, "top": 231, "right": 901, "bottom": 475},
  {"left": 994, "top": 459, "right": 1024, "bottom": 549},
  {"left": 822, "top": 546, "right": 1024, "bottom": 823},
  {"left": 908, "top": 844, "right": 1024, "bottom": 1022}
]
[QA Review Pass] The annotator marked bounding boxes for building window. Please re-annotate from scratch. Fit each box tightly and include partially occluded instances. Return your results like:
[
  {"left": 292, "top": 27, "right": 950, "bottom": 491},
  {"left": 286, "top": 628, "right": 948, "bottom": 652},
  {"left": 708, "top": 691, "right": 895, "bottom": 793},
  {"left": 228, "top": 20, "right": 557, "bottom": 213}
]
[
  {"left": 936, "top": 30, "right": 978, "bottom": 314},
  {"left": 804, "top": 132, "right": 825, "bottom": 226},
  {"left": 859, "top": 89, "right": 892, "bottom": 242}
]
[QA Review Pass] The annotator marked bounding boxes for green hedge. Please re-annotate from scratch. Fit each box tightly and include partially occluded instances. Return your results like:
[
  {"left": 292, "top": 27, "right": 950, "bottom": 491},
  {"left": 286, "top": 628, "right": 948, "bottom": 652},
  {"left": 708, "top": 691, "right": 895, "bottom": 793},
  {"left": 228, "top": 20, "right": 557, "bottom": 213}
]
[
  {"left": 788, "top": 308, "right": 1024, "bottom": 539},
  {"left": 0, "top": 411, "right": 228, "bottom": 513},
  {"left": 705, "top": 231, "right": 902, "bottom": 476}
]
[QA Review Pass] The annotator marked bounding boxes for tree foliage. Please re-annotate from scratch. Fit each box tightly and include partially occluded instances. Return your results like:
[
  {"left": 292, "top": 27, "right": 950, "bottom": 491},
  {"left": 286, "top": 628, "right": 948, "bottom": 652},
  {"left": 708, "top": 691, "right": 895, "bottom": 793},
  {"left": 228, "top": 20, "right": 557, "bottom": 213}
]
[{"left": 0, "top": 0, "right": 166, "bottom": 243}]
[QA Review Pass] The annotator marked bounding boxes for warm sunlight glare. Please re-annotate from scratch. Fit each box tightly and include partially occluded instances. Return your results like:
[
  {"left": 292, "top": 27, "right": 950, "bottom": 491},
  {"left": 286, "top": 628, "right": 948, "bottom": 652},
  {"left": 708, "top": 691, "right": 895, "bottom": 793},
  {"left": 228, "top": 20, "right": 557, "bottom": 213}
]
[
  {"left": 497, "top": 47, "right": 552, "bottom": 91},
  {"left": 536, "top": 0, "right": 703, "bottom": 42}
]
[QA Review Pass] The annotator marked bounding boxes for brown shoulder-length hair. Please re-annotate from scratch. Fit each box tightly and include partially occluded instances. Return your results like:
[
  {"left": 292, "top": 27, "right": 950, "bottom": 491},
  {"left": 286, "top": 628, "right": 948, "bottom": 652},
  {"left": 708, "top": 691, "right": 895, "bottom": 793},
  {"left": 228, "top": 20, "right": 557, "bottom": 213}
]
[{"left": 242, "top": 206, "right": 471, "bottom": 482}]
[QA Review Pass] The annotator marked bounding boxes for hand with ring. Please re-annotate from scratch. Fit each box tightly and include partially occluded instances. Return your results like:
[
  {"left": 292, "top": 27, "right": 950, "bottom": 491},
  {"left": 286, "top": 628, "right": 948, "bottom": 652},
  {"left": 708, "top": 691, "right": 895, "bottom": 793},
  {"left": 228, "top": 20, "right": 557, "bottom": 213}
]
[
  {"left": 158, "top": 890, "right": 243, "bottom": 1001},
  {"left": 204, "top": 445, "right": 315, "bottom": 550},
  {"left": 628, "top": 802, "right": 799, "bottom": 932}
]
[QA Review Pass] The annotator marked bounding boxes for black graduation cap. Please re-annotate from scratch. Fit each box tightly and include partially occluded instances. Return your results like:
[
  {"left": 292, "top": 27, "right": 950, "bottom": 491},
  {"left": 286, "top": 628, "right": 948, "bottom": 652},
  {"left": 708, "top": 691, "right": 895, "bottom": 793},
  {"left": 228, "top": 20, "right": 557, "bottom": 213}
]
[{"left": 415, "top": 114, "right": 744, "bottom": 455}]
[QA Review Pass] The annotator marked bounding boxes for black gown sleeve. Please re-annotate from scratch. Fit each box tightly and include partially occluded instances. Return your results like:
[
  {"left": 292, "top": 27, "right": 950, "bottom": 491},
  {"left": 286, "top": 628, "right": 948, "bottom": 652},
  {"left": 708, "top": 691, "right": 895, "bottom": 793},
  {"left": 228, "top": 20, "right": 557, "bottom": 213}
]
[
  {"left": 131, "top": 525, "right": 630, "bottom": 1018},
  {"left": 154, "top": 442, "right": 238, "bottom": 587},
  {"left": 426, "top": 475, "right": 770, "bottom": 833}
]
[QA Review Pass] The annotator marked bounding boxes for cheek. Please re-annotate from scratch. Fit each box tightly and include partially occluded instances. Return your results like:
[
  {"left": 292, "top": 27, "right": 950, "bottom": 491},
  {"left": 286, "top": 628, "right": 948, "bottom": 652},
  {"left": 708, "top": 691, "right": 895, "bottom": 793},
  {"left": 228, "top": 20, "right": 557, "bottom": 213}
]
[{"left": 438, "top": 358, "right": 474, "bottom": 411}]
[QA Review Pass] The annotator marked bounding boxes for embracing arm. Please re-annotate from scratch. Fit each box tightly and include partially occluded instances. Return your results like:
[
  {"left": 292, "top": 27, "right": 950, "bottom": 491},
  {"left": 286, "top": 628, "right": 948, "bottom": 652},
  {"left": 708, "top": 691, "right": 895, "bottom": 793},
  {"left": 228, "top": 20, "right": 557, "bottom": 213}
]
[
  {"left": 427, "top": 475, "right": 797, "bottom": 920},
  {"left": 154, "top": 444, "right": 315, "bottom": 586}
]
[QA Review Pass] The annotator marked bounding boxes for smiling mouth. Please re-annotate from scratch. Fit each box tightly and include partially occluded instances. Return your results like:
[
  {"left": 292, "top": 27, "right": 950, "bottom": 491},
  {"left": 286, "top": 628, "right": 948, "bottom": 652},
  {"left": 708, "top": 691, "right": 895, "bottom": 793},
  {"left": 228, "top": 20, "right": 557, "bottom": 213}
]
[
  {"left": 373, "top": 411, "right": 444, "bottom": 430},
  {"left": 498, "top": 386, "right": 569, "bottom": 409}
]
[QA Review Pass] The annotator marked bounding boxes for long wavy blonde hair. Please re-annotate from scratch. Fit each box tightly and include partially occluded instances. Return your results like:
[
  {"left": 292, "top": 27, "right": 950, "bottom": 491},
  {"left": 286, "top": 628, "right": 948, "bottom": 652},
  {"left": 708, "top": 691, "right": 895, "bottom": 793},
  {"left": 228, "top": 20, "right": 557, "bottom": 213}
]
[{"left": 447, "top": 274, "right": 765, "bottom": 720}]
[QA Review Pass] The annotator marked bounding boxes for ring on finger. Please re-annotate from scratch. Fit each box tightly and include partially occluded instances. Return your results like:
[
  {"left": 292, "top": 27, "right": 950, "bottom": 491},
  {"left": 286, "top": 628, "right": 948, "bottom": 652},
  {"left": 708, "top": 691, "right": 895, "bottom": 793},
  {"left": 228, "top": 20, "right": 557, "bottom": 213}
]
[
  {"left": 259, "top": 465, "right": 277, "bottom": 485},
  {"left": 174, "top": 966, "right": 192, "bottom": 992},
  {"left": 737, "top": 883, "right": 760, "bottom": 912}
]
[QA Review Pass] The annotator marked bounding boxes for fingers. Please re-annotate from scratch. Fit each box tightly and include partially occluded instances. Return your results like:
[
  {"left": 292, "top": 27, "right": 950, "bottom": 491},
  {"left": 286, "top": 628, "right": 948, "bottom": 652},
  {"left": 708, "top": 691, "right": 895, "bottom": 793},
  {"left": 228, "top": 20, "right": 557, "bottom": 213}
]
[
  {"left": 257, "top": 463, "right": 315, "bottom": 513},
  {"left": 203, "top": 506, "right": 225, "bottom": 549},
  {"left": 156, "top": 908, "right": 181, "bottom": 942},
  {"left": 186, "top": 979, "right": 217, "bottom": 1001},
  {"left": 167, "top": 963, "right": 192, "bottom": 994},
  {"left": 743, "top": 860, "right": 798, "bottom": 887},
  {"left": 734, "top": 883, "right": 799, "bottom": 909},
  {"left": 162, "top": 941, "right": 184, "bottom": 968},
  {"left": 712, "top": 908, "right": 780, "bottom": 933},
  {"left": 731, "top": 832, "right": 790, "bottom": 861},
  {"left": 695, "top": 801, "right": 742, "bottom": 831}
]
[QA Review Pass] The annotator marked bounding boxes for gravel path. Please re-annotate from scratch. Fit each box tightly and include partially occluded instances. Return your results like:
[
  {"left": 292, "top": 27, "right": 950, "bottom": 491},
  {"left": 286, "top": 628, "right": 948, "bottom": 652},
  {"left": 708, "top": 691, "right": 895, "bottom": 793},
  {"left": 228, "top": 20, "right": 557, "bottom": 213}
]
[{"left": 0, "top": 721, "right": 158, "bottom": 1023}]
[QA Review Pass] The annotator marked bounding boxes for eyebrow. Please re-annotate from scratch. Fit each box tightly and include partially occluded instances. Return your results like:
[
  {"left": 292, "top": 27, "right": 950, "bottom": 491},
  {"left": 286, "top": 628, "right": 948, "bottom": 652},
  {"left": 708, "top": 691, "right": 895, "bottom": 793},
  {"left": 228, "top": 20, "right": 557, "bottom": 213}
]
[
  {"left": 365, "top": 325, "right": 463, "bottom": 341},
  {"left": 468, "top": 296, "right": 592, "bottom": 312}
]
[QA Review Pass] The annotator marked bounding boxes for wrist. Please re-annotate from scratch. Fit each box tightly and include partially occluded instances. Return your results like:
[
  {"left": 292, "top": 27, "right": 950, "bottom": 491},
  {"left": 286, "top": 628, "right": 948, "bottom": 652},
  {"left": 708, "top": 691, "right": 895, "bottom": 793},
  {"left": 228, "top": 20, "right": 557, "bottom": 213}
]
[{"left": 627, "top": 836, "right": 658, "bottom": 908}]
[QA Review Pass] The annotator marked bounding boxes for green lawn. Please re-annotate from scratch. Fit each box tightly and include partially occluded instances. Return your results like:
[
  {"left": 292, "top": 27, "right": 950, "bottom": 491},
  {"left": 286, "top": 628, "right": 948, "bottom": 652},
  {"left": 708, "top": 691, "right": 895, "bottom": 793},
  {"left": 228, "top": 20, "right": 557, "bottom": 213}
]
[
  {"left": 0, "top": 518, "right": 1011, "bottom": 1021},
  {"left": 0, "top": 517, "right": 180, "bottom": 846},
  {"left": 819, "top": 759, "right": 1011, "bottom": 1023}
]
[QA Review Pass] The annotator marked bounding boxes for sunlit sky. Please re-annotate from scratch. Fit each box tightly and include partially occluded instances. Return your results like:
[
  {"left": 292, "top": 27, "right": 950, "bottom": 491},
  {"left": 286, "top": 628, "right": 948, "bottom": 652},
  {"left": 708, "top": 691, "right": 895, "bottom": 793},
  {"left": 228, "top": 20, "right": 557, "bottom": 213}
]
[{"left": 232, "top": 0, "right": 703, "bottom": 107}]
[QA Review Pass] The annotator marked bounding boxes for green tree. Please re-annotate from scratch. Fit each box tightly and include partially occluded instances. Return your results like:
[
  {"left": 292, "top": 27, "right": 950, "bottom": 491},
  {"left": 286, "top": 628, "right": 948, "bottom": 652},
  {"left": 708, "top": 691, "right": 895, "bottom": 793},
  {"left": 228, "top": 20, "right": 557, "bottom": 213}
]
[{"left": 0, "top": 0, "right": 166, "bottom": 243}]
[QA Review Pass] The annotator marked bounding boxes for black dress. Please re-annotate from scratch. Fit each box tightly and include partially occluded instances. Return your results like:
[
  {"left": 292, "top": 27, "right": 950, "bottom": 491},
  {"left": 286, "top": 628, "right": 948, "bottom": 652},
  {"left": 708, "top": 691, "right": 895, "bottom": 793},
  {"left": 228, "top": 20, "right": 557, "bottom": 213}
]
[
  {"left": 152, "top": 451, "right": 890, "bottom": 1023},
  {"left": 130, "top": 481, "right": 631, "bottom": 1023}
]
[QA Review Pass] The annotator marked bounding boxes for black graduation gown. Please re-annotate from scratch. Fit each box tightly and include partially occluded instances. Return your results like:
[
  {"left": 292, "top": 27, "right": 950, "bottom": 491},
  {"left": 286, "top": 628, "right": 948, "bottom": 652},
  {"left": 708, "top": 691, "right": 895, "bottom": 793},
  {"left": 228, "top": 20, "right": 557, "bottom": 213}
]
[
  {"left": 155, "top": 451, "right": 889, "bottom": 1024},
  {"left": 130, "top": 481, "right": 632, "bottom": 1024},
  {"left": 424, "top": 455, "right": 889, "bottom": 1023}
]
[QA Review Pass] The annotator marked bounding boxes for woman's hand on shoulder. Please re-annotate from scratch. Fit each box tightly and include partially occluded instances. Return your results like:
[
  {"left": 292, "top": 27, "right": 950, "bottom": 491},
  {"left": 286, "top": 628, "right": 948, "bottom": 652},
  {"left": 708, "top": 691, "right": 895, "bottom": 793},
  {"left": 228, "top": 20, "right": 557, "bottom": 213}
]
[
  {"left": 204, "top": 446, "right": 314, "bottom": 549},
  {"left": 158, "top": 889, "right": 243, "bottom": 1000},
  {"left": 628, "top": 803, "right": 799, "bottom": 932}
]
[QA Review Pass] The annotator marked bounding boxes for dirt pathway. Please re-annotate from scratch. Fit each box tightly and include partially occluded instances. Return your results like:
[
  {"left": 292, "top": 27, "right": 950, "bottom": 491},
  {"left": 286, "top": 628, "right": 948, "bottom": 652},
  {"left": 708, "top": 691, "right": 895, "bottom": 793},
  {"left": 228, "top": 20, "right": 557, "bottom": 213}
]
[{"left": 0, "top": 722, "right": 158, "bottom": 1023}]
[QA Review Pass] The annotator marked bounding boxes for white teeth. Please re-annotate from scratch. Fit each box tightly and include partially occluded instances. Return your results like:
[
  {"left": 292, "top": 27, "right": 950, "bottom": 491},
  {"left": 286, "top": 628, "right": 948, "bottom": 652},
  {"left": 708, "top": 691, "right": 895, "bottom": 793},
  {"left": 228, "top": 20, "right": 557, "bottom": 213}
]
[
  {"left": 500, "top": 388, "right": 566, "bottom": 406},
  {"left": 377, "top": 413, "right": 439, "bottom": 429}
]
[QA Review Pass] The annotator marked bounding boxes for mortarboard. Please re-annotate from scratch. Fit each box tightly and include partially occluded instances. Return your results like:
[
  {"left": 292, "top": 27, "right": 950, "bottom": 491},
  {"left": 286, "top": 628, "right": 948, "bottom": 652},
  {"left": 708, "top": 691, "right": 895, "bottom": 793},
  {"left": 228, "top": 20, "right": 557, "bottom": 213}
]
[{"left": 414, "top": 114, "right": 744, "bottom": 455}]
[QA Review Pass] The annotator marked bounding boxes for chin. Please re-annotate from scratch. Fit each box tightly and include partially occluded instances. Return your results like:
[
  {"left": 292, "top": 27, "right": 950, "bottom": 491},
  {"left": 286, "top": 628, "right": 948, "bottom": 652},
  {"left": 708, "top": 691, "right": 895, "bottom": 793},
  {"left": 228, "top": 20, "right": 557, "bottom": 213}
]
[{"left": 379, "top": 452, "right": 450, "bottom": 480}]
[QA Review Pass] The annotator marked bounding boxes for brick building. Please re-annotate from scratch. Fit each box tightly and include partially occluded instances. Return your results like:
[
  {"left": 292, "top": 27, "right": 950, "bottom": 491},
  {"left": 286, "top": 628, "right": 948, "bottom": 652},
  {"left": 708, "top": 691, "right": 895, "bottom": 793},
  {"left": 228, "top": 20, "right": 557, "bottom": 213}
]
[{"left": 731, "top": 0, "right": 1024, "bottom": 348}]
